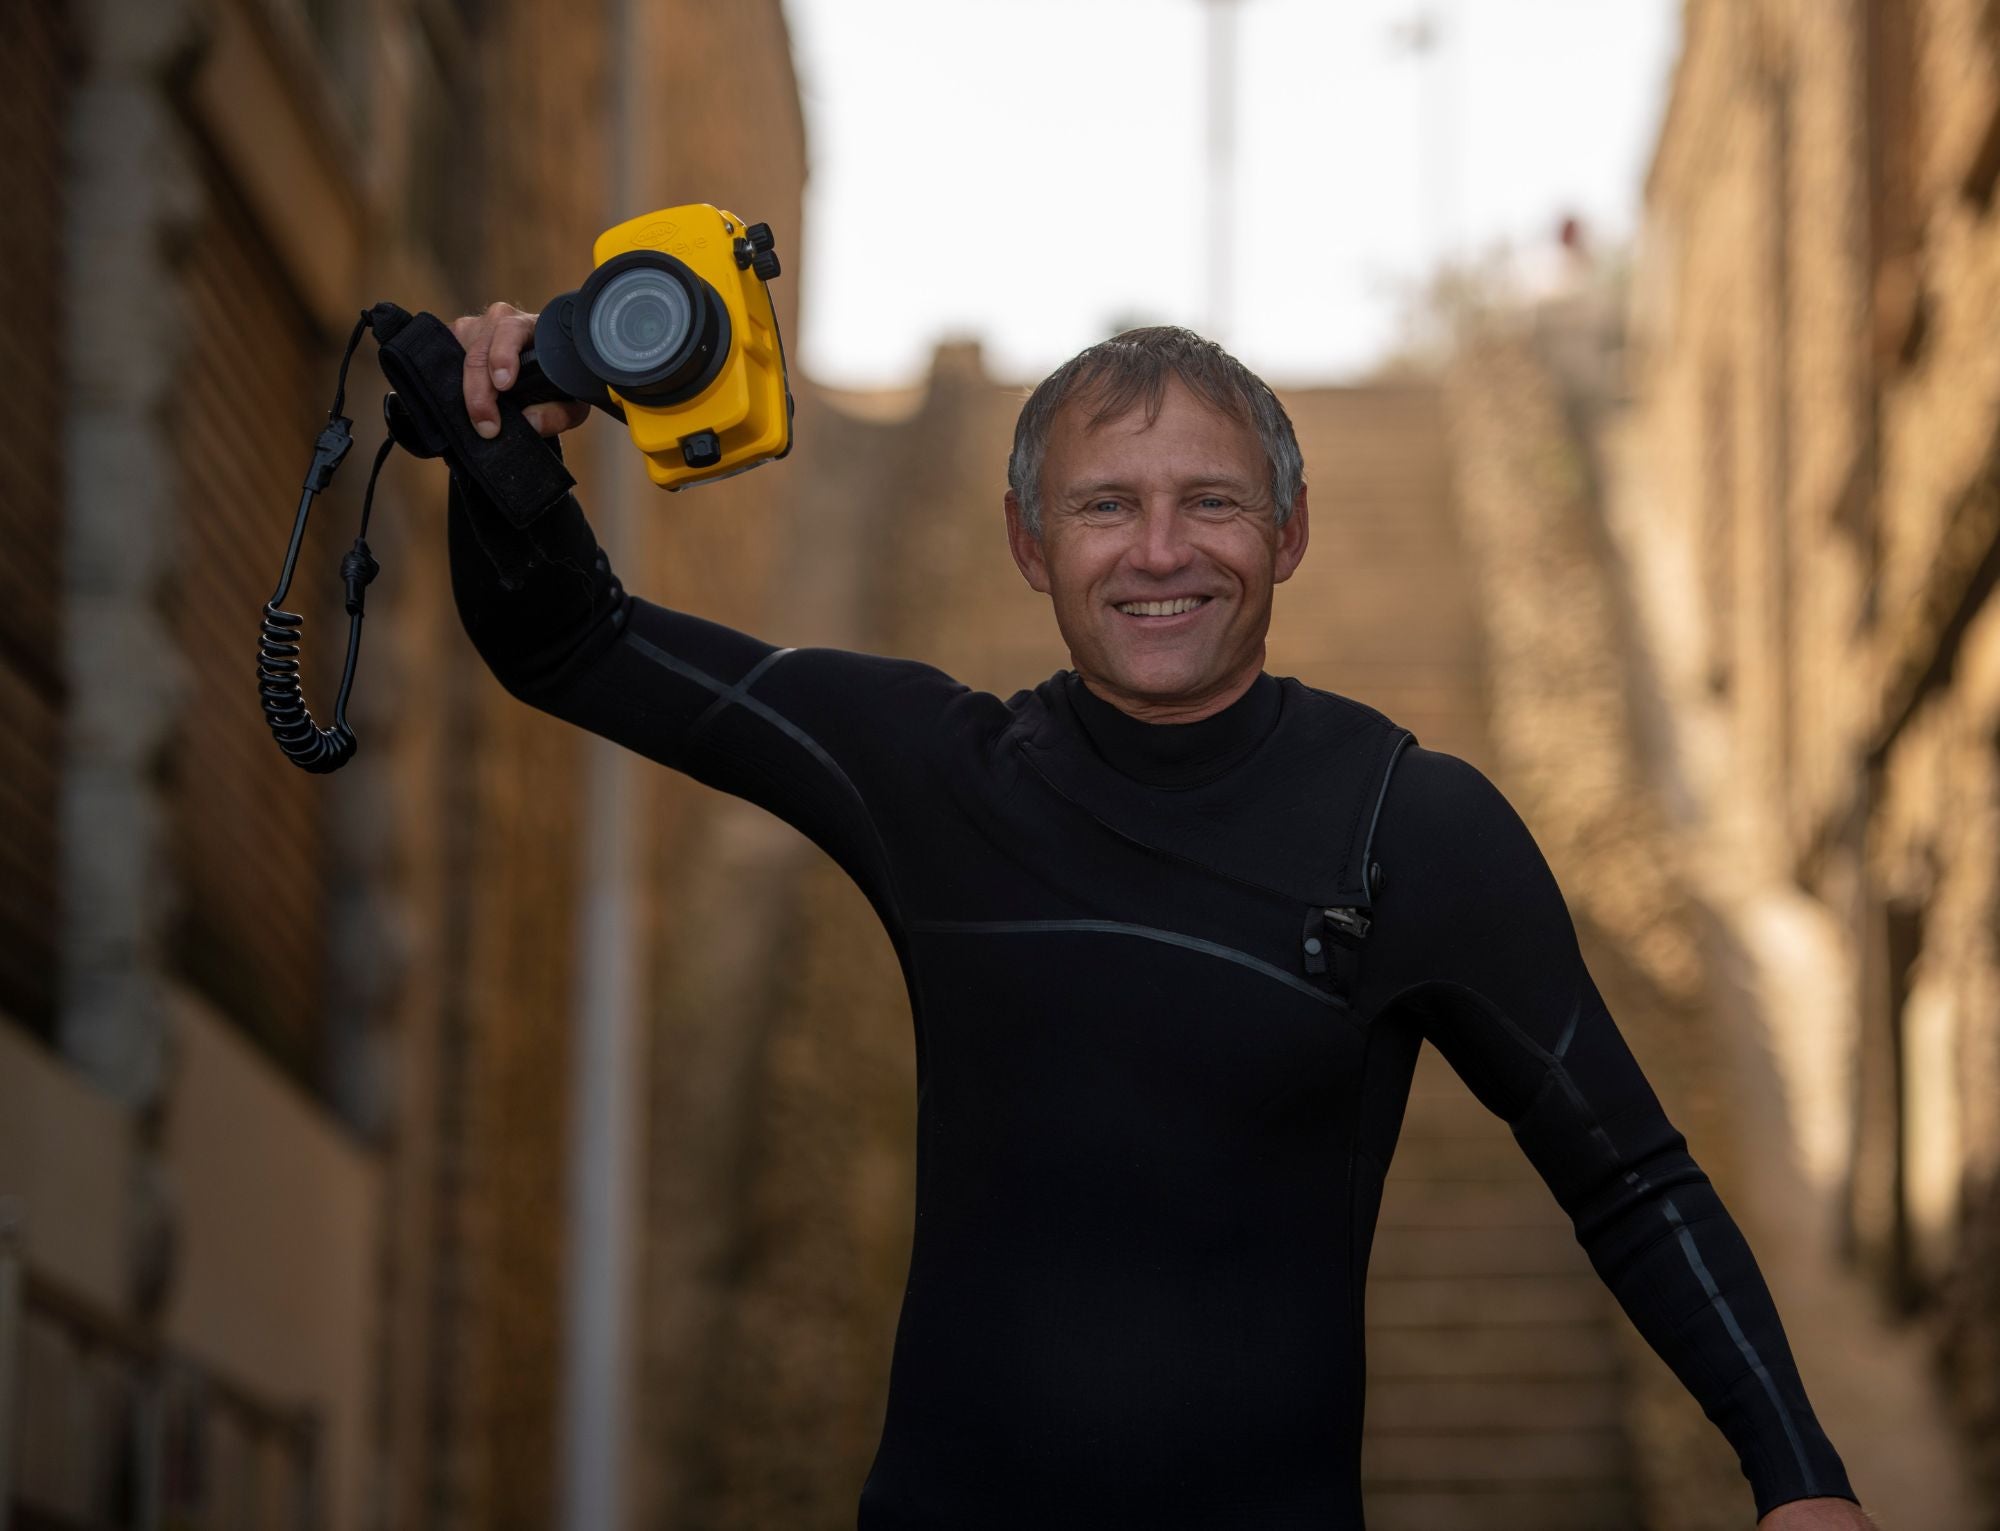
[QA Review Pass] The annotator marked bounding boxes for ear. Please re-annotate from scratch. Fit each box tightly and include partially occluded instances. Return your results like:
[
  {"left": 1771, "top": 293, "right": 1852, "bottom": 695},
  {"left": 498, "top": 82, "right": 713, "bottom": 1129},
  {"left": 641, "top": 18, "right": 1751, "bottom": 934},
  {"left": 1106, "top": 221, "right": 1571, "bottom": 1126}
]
[
  {"left": 1273, "top": 484, "right": 1309, "bottom": 585},
  {"left": 1004, "top": 489, "right": 1052, "bottom": 594}
]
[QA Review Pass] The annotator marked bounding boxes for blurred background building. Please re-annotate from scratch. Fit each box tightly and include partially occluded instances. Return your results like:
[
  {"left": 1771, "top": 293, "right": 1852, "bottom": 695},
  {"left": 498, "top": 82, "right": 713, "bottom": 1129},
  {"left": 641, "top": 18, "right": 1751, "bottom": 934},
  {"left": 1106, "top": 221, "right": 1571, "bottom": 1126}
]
[{"left": 0, "top": 0, "right": 1995, "bottom": 1529}]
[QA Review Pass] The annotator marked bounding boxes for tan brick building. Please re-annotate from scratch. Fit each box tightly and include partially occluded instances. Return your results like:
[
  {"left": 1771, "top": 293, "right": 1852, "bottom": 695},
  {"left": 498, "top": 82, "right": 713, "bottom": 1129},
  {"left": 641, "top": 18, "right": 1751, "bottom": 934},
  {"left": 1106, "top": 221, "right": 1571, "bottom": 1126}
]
[
  {"left": 1617, "top": 0, "right": 2000, "bottom": 1504},
  {"left": 0, "top": 2, "right": 807, "bottom": 1527}
]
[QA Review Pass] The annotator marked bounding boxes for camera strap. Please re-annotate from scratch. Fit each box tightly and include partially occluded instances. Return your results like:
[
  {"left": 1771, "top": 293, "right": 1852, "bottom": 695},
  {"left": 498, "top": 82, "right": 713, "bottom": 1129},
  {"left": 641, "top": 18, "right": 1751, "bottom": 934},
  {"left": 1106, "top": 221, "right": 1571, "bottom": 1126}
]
[
  {"left": 367, "top": 301, "right": 577, "bottom": 529},
  {"left": 260, "top": 302, "right": 580, "bottom": 773}
]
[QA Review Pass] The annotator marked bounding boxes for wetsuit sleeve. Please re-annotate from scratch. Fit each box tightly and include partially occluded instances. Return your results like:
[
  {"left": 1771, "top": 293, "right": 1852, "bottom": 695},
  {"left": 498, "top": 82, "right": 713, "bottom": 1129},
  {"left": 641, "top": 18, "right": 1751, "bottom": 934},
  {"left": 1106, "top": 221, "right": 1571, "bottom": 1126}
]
[
  {"left": 445, "top": 465, "right": 955, "bottom": 920},
  {"left": 1365, "top": 746, "right": 1858, "bottom": 1523}
]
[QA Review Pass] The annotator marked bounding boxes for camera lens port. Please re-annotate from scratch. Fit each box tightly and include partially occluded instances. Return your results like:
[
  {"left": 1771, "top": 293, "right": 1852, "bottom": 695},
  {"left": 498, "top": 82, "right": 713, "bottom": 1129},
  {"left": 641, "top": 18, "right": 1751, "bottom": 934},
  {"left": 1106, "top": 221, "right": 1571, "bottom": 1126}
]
[{"left": 574, "top": 250, "right": 732, "bottom": 405}]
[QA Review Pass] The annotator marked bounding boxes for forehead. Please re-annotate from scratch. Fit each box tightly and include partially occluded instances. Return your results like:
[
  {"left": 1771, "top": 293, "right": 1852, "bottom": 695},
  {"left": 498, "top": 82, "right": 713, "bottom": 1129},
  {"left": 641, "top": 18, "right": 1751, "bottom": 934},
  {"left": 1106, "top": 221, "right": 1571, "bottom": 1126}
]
[{"left": 1045, "top": 374, "right": 1263, "bottom": 487}]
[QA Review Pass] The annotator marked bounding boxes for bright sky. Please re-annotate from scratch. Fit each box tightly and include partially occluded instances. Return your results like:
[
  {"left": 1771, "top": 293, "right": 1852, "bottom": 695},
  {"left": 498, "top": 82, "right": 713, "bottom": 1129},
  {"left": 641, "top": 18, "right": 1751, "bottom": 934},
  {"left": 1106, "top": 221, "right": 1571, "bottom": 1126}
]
[{"left": 782, "top": 0, "right": 1680, "bottom": 389}]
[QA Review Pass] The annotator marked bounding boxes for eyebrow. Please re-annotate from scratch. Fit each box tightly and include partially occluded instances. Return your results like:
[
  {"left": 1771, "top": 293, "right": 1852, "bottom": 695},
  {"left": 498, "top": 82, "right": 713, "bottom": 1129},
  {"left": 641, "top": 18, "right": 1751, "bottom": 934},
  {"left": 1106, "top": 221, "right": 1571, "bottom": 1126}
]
[{"left": 1058, "top": 473, "right": 1259, "bottom": 501}]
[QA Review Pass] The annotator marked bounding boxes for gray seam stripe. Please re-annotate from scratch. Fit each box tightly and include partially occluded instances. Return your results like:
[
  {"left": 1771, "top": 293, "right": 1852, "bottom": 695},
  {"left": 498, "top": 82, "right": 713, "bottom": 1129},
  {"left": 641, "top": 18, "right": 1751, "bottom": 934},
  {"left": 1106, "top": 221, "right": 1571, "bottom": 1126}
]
[
  {"left": 1660, "top": 1196, "right": 1816, "bottom": 1482},
  {"left": 624, "top": 633, "right": 868, "bottom": 814},
  {"left": 684, "top": 645, "right": 796, "bottom": 748},
  {"left": 1356, "top": 729, "right": 1415, "bottom": 891},
  {"left": 1549, "top": 1066, "right": 1818, "bottom": 1492},
  {"left": 1552, "top": 989, "right": 1582, "bottom": 1061},
  {"left": 913, "top": 918, "right": 1341, "bottom": 1009}
]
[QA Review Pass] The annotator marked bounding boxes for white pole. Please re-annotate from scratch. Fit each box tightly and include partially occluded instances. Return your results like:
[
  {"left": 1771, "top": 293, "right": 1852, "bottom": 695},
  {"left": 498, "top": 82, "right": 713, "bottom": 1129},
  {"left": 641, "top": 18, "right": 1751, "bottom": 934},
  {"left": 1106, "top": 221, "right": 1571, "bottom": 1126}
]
[
  {"left": 1205, "top": 0, "right": 1240, "bottom": 344},
  {"left": 557, "top": 0, "right": 647, "bottom": 1525},
  {"left": 1391, "top": 6, "right": 1457, "bottom": 276}
]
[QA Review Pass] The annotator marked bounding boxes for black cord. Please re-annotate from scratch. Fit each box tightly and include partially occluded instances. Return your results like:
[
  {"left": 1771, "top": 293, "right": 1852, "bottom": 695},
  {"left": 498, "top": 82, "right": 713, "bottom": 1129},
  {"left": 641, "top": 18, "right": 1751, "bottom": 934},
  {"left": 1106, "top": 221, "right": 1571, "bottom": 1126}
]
[{"left": 259, "top": 311, "right": 389, "bottom": 774}]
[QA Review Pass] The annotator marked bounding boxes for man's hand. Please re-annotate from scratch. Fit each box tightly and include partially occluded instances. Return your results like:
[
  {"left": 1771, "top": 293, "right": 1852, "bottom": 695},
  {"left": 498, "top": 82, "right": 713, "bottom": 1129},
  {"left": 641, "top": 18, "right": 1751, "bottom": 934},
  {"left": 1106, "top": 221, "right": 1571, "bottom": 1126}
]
[
  {"left": 1756, "top": 1497, "right": 1876, "bottom": 1529},
  {"left": 449, "top": 302, "right": 591, "bottom": 441}
]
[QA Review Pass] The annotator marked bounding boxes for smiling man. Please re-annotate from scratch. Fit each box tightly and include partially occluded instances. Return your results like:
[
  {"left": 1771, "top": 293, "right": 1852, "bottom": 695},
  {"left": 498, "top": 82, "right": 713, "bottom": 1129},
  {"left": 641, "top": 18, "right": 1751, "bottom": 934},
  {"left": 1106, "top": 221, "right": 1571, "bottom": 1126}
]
[
  {"left": 447, "top": 314, "right": 1872, "bottom": 1530},
  {"left": 1001, "top": 348, "right": 1308, "bottom": 724}
]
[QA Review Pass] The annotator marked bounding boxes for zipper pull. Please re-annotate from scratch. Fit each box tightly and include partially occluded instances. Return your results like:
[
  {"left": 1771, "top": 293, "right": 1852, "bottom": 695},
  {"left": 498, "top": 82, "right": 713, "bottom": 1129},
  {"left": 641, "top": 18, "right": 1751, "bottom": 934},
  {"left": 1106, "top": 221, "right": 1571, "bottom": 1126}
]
[{"left": 1325, "top": 905, "right": 1371, "bottom": 940}]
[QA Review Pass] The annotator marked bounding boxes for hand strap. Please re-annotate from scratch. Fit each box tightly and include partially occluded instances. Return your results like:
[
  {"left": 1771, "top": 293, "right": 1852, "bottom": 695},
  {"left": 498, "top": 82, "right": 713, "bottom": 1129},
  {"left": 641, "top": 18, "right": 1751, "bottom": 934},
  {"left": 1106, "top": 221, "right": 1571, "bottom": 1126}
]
[{"left": 367, "top": 301, "right": 576, "bottom": 529}]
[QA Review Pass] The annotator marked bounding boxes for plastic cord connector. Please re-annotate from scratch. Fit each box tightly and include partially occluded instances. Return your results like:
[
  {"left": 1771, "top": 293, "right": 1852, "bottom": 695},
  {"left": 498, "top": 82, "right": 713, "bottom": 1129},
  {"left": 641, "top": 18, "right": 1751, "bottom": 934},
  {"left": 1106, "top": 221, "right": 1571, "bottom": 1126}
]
[
  {"left": 340, "top": 540, "right": 380, "bottom": 616},
  {"left": 306, "top": 417, "right": 354, "bottom": 491}
]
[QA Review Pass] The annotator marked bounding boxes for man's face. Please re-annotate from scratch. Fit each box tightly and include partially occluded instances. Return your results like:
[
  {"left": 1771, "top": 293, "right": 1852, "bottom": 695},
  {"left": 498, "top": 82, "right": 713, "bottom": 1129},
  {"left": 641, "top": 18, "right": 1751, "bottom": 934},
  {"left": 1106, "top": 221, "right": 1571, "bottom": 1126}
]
[{"left": 1004, "top": 375, "right": 1309, "bottom": 722}]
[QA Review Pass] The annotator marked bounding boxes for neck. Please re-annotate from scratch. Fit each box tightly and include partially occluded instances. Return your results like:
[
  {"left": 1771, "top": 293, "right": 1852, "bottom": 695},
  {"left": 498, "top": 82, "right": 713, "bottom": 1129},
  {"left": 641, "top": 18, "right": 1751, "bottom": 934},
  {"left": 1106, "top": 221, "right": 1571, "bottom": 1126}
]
[
  {"left": 1059, "top": 666, "right": 1283, "bottom": 789},
  {"left": 1074, "top": 655, "right": 1266, "bottom": 724}
]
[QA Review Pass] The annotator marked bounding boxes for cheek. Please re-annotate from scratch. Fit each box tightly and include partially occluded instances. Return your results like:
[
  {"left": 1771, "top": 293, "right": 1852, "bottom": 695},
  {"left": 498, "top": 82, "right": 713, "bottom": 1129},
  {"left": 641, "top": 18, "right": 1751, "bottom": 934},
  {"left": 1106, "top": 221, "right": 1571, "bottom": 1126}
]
[
  {"left": 1045, "top": 537, "right": 1124, "bottom": 600},
  {"left": 1204, "top": 535, "right": 1279, "bottom": 596}
]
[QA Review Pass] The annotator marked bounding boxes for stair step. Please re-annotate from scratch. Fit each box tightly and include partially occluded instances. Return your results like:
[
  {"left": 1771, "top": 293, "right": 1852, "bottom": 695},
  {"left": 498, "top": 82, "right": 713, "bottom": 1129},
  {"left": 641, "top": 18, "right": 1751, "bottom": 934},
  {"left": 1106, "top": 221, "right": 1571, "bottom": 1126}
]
[
  {"left": 1362, "top": 1483, "right": 1640, "bottom": 1531},
  {"left": 1366, "top": 1274, "right": 1604, "bottom": 1328},
  {"left": 1364, "top": 1323, "right": 1623, "bottom": 1380}
]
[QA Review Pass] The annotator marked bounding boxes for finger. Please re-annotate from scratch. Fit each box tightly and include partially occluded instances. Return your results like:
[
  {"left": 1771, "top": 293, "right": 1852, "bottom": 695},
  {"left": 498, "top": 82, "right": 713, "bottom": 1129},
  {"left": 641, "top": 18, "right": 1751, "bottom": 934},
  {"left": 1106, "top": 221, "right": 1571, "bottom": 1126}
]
[
  {"left": 489, "top": 312, "right": 536, "bottom": 393},
  {"left": 462, "top": 305, "right": 507, "bottom": 439}
]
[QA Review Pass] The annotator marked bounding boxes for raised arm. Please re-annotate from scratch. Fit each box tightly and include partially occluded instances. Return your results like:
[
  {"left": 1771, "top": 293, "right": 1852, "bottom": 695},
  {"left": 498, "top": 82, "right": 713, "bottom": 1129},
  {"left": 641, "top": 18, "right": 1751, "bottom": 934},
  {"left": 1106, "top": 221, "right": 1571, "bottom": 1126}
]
[
  {"left": 441, "top": 304, "right": 961, "bottom": 929},
  {"left": 1363, "top": 746, "right": 1864, "bottom": 1526}
]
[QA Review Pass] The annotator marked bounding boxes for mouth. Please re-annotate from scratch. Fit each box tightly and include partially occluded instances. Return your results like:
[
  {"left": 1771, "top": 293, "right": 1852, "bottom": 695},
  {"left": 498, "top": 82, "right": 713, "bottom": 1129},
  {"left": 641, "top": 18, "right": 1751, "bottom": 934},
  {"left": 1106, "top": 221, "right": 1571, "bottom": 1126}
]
[{"left": 1112, "top": 595, "right": 1213, "bottom": 623}]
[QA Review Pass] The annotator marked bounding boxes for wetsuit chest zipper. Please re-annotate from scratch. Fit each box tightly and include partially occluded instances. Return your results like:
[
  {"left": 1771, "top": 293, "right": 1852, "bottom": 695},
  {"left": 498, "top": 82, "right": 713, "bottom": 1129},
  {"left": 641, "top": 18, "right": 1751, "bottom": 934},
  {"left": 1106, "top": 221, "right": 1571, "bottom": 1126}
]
[
  {"left": 1302, "top": 901, "right": 1365, "bottom": 980},
  {"left": 1326, "top": 905, "right": 1370, "bottom": 940},
  {"left": 1302, "top": 859, "right": 1384, "bottom": 997}
]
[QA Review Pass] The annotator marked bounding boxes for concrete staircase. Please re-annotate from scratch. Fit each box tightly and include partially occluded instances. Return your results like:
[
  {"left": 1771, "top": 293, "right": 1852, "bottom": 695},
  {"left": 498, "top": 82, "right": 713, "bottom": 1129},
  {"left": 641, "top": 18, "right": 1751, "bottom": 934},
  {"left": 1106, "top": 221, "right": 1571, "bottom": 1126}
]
[
  {"left": 1267, "top": 383, "right": 1488, "bottom": 762},
  {"left": 1272, "top": 383, "right": 1642, "bottom": 1529}
]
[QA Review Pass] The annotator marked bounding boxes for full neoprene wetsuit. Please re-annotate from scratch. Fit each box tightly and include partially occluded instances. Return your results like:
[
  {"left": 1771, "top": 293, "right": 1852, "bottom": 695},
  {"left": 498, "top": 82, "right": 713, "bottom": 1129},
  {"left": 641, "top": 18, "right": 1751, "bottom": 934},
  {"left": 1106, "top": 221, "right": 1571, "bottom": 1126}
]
[{"left": 446, "top": 469, "right": 1858, "bottom": 1530}]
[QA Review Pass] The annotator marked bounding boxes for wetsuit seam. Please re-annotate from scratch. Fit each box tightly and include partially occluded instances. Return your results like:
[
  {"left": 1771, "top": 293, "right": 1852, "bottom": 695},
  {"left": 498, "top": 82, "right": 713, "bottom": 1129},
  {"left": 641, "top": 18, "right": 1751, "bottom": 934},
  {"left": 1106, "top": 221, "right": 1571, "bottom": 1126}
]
[
  {"left": 615, "top": 633, "right": 942, "bottom": 1103},
  {"left": 1417, "top": 978, "right": 1562, "bottom": 1070},
  {"left": 1015, "top": 743, "right": 1362, "bottom": 907},
  {"left": 910, "top": 918, "right": 1348, "bottom": 1011},
  {"left": 1547, "top": 1065, "right": 1819, "bottom": 1492},
  {"left": 677, "top": 645, "right": 798, "bottom": 763},
  {"left": 620, "top": 630, "right": 917, "bottom": 945},
  {"left": 1654, "top": 1191, "right": 1820, "bottom": 1490},
  {"left": 1470, "top": 987, "right": 1823, "bottom": 1498},
  {"left": 1348, "top": 727, "right": 1415, "bottom": 890},
  {"left": 1346, "top": 1018, "right": 1378, "bottom": 1401},
  {"left": 1551, "top": 987, "right": 1584, "bottom": 1061}
]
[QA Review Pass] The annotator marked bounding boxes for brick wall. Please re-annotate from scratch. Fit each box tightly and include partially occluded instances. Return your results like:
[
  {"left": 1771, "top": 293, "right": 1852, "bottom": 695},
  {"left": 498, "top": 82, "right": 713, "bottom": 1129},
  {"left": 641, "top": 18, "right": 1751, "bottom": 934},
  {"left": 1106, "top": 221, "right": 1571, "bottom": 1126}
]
[
  {"left": 1630, "top": 0, "right": 2000, "bottom": 1505},
  {"left": 0, "top": 0, "right": 75, "bottom": 1039}
]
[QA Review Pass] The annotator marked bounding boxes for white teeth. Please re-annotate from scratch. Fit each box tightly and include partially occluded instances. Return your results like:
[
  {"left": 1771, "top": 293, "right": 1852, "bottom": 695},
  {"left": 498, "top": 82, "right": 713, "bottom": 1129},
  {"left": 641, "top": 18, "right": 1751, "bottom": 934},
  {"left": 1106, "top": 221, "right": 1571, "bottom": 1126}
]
[{"left": 1116, "top": 596, "right": 1207, "bottom": 616}]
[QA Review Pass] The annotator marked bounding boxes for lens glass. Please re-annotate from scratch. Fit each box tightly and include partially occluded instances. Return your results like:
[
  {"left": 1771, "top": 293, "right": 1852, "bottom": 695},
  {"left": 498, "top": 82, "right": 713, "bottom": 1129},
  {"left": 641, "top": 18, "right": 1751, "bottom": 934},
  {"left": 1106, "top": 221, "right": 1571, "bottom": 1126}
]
[{"left": 589, "top": 266, "right": 694, "bottom": 376}]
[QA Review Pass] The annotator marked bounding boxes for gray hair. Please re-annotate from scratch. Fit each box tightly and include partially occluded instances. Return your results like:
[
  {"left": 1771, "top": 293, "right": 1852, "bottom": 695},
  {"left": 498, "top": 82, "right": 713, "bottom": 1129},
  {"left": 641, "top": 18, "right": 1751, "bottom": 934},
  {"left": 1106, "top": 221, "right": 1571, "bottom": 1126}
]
[{"left": 1007, "top": 326, "right": 1304, "bottom": 538}]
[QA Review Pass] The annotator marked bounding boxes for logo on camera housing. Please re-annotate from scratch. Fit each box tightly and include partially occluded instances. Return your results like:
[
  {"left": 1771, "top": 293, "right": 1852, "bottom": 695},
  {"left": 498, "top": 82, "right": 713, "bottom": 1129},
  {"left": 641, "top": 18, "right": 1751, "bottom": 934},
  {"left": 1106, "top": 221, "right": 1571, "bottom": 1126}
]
[{"left": 532, "top": 202, "right": 793, "bottom": 491}]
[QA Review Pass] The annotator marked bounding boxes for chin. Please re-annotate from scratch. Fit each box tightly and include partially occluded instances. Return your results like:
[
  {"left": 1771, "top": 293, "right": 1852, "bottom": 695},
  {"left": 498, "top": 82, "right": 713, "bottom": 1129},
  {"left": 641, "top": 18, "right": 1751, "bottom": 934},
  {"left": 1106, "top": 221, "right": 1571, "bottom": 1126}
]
[{"left": 1100, "top": 652, "right": 1222, "bottom": 704}]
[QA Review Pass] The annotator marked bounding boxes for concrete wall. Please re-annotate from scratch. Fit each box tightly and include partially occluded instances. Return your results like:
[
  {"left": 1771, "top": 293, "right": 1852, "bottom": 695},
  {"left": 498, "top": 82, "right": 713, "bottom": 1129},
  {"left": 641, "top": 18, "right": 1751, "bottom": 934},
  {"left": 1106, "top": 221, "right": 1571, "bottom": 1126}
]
[
  {"left": 0, "top": 1022, "right": 133, "bottom": 1316},
  {"left": 160, "top": 988, "right": 383, "bottom": 1531}
]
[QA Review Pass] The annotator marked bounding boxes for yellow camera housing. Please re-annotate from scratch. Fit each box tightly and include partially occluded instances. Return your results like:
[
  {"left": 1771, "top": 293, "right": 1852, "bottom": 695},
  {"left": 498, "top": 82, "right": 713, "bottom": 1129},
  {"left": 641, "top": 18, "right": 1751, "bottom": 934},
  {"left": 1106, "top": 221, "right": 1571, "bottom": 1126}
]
[{"left": 531, "top": 202, "right": 793, "bottom": 491}]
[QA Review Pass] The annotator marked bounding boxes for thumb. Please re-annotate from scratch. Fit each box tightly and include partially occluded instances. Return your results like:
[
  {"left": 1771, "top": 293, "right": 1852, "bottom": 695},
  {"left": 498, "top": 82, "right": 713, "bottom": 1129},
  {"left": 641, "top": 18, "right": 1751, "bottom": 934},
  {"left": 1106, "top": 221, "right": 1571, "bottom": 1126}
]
[{"left": 522, "top": 402, "right": 590, "bottom": 436}]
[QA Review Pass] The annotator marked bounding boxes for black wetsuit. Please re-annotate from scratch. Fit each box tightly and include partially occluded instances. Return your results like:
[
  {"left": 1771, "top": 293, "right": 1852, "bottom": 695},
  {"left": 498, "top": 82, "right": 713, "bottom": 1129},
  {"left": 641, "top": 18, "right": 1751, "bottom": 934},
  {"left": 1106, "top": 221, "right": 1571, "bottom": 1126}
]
[{"left": 447, "top": 472, "right": 1858, "bottom": 1528}]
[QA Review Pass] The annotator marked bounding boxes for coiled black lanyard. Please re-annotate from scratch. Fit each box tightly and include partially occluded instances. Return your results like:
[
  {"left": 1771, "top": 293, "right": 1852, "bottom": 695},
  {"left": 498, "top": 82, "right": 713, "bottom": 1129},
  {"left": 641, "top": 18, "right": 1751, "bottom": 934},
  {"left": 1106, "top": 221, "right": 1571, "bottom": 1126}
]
[
  {"left": 258, "top": 310, "right": 392, "bottom": 774},
  {"left": 261, "top": 301, "right": 585, "bottom": 773}
]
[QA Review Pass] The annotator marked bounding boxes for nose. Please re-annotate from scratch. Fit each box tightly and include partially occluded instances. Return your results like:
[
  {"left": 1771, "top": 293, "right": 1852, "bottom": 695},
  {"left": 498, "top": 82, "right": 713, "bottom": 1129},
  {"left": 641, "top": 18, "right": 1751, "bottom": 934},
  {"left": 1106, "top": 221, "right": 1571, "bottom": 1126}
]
[{"left": 1127, "top": 498, "right": 1193, "bottom": 577}]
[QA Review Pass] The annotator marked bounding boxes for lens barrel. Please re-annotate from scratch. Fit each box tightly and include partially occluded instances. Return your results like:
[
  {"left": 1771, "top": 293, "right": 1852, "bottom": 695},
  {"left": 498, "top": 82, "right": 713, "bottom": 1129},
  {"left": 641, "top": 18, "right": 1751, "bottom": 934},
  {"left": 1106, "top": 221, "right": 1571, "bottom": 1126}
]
[{"left": 573, "top": 250, "right": 732, "bottom": 405}]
